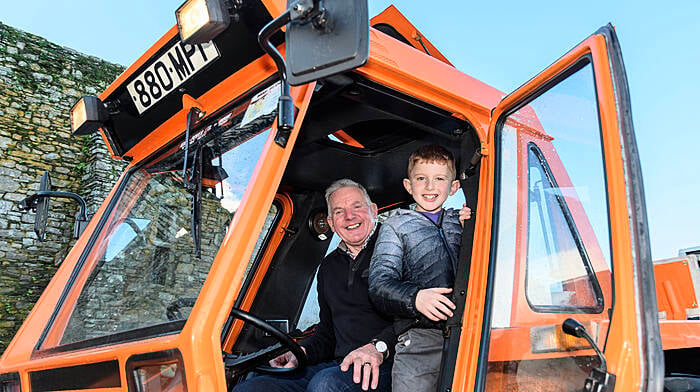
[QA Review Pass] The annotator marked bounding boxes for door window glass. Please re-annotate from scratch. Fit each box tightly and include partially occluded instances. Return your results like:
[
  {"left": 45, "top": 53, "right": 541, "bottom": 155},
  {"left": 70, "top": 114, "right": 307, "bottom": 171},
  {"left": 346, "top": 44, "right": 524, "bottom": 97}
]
[
  {"left": 526, "top": 145, "right": 602, "bottom": 310},
  {"left": 486, "top": 60, "right": 612, "bottom": 391}
]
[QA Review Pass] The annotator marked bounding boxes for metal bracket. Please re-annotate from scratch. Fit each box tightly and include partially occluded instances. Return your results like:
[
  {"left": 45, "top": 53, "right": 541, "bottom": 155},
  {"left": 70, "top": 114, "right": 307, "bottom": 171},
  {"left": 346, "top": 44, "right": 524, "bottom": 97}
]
[
  {"left": 584, "top": 367, "right": 616, "bottom": 392},
  {"left": 258, "top": 0, "right": 327, "bottom": 146}
]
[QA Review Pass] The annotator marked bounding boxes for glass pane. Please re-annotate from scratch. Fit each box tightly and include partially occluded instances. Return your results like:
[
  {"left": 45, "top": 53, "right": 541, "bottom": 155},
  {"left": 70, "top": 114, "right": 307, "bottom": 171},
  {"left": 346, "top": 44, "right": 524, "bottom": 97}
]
[
  {"left": 134, "top": 361, "right": 185, "bottom": 392},
  {"left": 296, "top": 234, "right": 341, "bottom": 332},
  {"left": 526, "top": 146, "right": 601, "bottom": 309},
  {"left": 241, "top": 204, "right": 279, "bottom": 285},
  {"left": 486, "top": 61, "right": 612, "bottom": 391},
  {"left": 45, "top": 89, "right": 277, "bottom": 349}
]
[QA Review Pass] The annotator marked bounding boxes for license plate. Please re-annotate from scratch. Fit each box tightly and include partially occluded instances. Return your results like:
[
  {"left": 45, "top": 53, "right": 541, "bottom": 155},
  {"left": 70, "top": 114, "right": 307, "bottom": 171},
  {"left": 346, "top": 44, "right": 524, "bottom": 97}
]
[{"left": 127, "top": 41, "right": 220, "bottom": 115}]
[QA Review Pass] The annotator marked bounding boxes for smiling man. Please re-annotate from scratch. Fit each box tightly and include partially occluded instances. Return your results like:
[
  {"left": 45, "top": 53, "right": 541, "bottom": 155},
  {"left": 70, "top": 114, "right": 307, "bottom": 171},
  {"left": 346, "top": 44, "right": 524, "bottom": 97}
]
[{"left": 233, "top": 179, "right": 395, "bottom": 392}]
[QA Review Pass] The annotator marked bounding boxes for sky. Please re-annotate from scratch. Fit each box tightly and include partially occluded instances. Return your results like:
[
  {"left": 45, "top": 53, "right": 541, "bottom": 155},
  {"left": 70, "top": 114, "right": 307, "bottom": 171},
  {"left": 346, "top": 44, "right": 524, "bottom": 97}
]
[{"left": 2, "top": 0, "right": 698, "bottom": 260}]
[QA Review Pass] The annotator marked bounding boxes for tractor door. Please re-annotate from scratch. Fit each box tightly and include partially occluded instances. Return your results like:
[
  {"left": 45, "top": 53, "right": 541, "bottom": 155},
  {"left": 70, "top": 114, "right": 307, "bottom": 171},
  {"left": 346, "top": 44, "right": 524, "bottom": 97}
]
[{"left": 478, "top": 25, "right": 663, "bottom": 392}]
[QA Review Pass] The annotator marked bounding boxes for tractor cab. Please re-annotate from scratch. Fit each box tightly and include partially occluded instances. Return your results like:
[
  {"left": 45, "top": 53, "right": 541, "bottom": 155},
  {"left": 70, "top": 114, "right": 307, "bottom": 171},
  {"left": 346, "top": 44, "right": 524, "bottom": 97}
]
[{"left": 0, "top": 1, "right": 675, "bottom": 391}]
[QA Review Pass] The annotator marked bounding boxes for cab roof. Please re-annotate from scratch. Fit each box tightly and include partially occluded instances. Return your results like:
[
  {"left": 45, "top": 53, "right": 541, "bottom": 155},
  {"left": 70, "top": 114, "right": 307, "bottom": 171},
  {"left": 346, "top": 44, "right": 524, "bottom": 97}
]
[{"left": 96, "top": 2, "right": 502, "bottom": 161}]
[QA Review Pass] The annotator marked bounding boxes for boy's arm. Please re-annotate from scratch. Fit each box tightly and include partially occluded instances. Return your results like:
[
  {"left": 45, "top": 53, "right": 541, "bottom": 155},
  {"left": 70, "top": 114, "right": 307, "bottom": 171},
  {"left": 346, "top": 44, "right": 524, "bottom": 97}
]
[{"left": 369, "top": 224, "right": 421, "bottom": 317}]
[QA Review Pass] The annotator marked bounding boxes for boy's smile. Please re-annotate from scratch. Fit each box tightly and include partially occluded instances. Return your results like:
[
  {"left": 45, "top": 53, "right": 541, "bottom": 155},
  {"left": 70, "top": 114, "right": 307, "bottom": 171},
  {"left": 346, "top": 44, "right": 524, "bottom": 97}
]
[{"left": 403, "top": 160, "right": 460, "bottom": 213}]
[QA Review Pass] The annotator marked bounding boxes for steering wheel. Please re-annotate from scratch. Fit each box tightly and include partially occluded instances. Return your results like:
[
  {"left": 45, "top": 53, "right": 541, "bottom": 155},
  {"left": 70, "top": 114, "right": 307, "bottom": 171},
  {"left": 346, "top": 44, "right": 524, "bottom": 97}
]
[{"left": 226, "top": 308, "right": 307, "bottom": 374}]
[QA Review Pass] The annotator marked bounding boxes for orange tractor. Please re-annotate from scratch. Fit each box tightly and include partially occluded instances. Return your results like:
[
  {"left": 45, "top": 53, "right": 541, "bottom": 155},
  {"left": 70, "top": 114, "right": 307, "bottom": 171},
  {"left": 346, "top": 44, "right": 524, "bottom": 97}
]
[{"left": 1, "top": 1, "right": 698, "bottom": 391}]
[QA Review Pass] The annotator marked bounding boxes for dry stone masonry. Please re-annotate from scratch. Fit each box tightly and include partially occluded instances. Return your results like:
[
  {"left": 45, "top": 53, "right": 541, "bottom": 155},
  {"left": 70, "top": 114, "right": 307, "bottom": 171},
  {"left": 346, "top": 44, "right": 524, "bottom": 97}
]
[{"left": 0, "top": 21, "right": 125, "bottom": 354}]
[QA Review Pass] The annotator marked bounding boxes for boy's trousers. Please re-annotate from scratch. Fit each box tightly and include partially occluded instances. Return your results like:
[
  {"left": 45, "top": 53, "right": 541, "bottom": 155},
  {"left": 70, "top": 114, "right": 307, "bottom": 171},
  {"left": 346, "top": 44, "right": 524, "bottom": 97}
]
[{"left": 392, "top": 328, "right": 443, "bottom": 392}]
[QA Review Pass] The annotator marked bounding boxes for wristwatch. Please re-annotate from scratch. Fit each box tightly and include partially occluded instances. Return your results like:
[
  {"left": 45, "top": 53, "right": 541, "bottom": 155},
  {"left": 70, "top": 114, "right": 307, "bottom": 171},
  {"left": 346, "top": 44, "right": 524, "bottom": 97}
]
[{"left": 371, "top": 339, "right": 389, "bottom": 359}]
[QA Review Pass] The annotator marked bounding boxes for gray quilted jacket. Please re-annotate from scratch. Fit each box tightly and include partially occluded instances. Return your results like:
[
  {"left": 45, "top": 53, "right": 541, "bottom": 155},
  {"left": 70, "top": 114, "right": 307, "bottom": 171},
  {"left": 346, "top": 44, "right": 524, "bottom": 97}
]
[{"left": 368, "top": 208, "right": 461, "bottom": 328}]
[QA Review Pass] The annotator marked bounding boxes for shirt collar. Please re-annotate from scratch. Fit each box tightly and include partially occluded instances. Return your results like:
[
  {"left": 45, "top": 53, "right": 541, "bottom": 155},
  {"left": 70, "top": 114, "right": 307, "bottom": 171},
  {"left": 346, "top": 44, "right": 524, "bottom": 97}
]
[{"left": 337, "top": 221, "right": 377, "bottom": 259}]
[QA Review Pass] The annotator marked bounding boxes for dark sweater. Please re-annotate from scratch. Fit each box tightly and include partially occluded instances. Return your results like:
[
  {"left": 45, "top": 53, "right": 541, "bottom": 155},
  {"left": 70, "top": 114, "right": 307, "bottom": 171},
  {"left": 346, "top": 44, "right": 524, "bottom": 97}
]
[{"left": 300, "top": 228, "right": 396, "bottom": 364}]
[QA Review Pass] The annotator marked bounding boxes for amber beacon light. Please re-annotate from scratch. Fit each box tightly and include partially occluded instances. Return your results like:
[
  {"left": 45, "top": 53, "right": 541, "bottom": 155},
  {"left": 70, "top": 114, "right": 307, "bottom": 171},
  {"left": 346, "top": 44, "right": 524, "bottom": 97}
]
[
  {"left": 70, "top": 95, "right": 108, "bottom": 136},
  {"left": 176, "top": 0, "right": 230, "bottom": 45}
]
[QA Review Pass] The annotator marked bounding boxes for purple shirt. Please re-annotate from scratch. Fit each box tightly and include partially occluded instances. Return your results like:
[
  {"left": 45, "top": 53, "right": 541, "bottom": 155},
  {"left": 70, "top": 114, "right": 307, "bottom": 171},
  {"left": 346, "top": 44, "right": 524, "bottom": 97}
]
[{"left": 420, "top": 210, "right": 441, "bottom": 224}]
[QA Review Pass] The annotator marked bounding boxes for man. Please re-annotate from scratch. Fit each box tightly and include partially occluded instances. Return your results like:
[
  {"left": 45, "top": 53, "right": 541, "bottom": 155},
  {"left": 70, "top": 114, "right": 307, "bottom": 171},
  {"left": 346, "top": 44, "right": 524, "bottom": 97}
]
[{"left": 234, "top": 179, "right": 395, "bottom": 392}]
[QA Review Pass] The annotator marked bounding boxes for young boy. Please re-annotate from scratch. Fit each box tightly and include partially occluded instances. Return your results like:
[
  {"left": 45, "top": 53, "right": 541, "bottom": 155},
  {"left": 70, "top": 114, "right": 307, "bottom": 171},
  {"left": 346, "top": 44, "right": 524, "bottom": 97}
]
[{"left": 369, "top": 144, "right": 470, "bottom": 392}]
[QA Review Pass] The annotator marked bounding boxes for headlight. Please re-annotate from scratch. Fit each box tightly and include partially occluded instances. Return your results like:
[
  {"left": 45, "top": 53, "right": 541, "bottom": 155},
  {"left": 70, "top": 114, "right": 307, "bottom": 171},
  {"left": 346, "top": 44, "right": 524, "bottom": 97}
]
[
  {"left": 70, "top": 95, "right": 108, "bottom": 136},
  {"left": 176, "top": 0, "right": 230, "bottom": 45},
  {"left": 0, "top": 373, "right": 21, "bottom": 392}
]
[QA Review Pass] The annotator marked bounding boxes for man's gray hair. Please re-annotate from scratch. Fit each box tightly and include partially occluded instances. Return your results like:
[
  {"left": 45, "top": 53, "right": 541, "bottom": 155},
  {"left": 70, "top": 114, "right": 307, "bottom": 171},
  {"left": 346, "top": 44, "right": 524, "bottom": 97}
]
[{"left": 325, "top": 179, "right": 373, "bottom": 215}]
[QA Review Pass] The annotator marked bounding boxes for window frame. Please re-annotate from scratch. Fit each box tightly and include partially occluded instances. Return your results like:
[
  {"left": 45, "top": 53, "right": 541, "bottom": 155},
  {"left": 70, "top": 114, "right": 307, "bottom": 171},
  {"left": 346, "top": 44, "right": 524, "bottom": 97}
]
[{"left": 524, "top": 143, "right": 605, "bottom": 314}]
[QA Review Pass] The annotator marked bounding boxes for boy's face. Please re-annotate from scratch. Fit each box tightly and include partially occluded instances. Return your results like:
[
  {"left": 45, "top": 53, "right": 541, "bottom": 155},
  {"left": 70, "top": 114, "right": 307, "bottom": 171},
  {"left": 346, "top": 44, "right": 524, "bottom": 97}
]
[{"left": 403, "top": 160, "right": 460, "bottom": 213}]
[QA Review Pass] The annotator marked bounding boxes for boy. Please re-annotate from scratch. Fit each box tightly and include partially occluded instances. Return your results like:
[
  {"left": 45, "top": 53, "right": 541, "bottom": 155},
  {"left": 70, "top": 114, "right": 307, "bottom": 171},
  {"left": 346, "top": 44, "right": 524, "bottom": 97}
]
[{"left": 369, "top": 144, "right": 471, "bottom": 392}]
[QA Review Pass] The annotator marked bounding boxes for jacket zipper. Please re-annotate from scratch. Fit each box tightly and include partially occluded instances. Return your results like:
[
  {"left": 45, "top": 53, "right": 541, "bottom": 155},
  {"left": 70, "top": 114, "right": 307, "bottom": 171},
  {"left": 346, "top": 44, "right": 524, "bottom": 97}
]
[{"left": 419, "top": 210, "right": 457, "bottom": 274}]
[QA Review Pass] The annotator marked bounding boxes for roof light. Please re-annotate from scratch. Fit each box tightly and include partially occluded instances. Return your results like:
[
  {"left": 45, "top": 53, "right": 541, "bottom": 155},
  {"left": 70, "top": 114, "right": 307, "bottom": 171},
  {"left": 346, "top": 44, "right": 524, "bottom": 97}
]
[
  {"left": 70, "top": 95, "right": 108, "bottom": 136},
  {"left": 176, "top": 0, "right": 229, "bottom": 45}
]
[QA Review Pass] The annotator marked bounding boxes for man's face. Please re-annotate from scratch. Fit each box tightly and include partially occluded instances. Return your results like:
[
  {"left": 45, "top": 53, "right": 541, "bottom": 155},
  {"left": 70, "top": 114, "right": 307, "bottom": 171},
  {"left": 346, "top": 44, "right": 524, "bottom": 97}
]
[
  {"left": 327, "top": 186, "right": 378, "bottom": 254},
  {"left": 403, "top": 160, "right": 460, "bottom": 213}
]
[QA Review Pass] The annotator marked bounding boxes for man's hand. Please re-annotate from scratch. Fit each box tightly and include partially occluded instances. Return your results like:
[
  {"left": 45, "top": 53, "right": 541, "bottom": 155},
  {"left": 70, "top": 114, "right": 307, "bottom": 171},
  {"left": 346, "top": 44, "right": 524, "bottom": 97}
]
[
  {"left": 415, "top": 287, "right": 456, "bottom": 321},
  {"left": 459, "top": 203, "right": 472, "bottom": 227},
  {"left": 269, "top": 346, "right": 306, "bottom": 368},
  {"left": 340, "top": 343, "right": 384, "bottom": 391}
]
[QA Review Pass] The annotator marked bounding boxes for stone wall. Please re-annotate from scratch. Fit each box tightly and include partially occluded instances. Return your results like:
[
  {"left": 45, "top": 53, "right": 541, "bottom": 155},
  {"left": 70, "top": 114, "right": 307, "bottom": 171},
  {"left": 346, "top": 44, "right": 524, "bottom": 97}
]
[{"left": 0, "top": 22, "right": 125, "bottom": 354}]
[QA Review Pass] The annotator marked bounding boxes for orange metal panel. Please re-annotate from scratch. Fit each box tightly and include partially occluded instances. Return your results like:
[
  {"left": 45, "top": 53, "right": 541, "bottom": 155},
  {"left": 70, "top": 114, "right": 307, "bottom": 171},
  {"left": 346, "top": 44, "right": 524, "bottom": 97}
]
[
  {"left": 658, "top": 320, "right": 700, "bottom": 350},
  {"left": 654, "top": 259, "right": 699, "bottom": 320},
  {"left": 331, "top": 130, "right": 365, "bottom": 149},
  {"left": 487, "top": 326, "right": 600, "bottom": 362},
  {"left": 370, "top": 5, "right": 453, "bottom": 66},
  {"left": 357, "top": 27, "right": 502, "bottom": 141}
]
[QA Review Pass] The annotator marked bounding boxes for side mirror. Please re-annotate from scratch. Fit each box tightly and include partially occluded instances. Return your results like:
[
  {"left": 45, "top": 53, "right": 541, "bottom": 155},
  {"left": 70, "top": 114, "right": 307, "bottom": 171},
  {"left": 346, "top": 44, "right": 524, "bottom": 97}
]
[
  {"left": 18, "top": 171, "right": 90, "bottom": 241},
  {"left": 257, "top": 0, "right": 369, "bottom": 140},
  {"left": 285, "top": 0, "right": 369, "bottom": 86}
]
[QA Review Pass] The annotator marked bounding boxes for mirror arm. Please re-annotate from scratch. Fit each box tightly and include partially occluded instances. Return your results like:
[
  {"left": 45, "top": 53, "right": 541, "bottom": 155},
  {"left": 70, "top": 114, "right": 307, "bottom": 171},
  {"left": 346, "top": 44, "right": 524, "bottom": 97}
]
[
  {"left": 257, "top": 0, "right": 326, "bottom": 146},
  {"left": 19, "top": 191, "right": 88, "bottom": 221},
  {"left": 258, "top": 9, "right": 294, "bottom": 141},
  {"left": 562, "top": 318, "right": 616, "bottom": 392},
  {"left": 18, "top": 191, "right": 90, "bottom": 239}
]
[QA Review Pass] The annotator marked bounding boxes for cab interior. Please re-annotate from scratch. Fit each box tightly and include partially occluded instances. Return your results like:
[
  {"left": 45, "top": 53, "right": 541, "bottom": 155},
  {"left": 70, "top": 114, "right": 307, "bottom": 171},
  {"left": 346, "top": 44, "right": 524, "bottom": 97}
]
[{"left": 221, "top": 71, "right": 482, "bottom": 385}]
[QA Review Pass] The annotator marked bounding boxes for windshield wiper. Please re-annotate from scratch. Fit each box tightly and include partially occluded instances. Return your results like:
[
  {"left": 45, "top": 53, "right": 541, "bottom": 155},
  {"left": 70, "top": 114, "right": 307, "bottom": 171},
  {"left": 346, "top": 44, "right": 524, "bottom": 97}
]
[
  {"left": 182, "top": 107, "right": 204, "bottom": 258},
  {"left": 187, "top": 146, "right": 203, "bottom": 258}
]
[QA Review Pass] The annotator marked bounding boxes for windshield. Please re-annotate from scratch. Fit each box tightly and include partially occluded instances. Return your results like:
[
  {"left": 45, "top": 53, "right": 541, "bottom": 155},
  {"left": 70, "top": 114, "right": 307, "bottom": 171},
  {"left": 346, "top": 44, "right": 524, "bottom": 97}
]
[{"left": 40, "top": 83, "right": 279, "bottom": 350}]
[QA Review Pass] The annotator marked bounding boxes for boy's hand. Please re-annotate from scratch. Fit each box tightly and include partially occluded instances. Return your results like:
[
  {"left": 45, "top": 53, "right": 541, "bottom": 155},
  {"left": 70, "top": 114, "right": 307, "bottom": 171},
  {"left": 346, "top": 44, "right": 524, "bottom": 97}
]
[
  {"left": 459, "top": 203, "right": 472, "bottom": 227},
  {"left": 415, "top": 288, "right": 456, "bottom": 321}
]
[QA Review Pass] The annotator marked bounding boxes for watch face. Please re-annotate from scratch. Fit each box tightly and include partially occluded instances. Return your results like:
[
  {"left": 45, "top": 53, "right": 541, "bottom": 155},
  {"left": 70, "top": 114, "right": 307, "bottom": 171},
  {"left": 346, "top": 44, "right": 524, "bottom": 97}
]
[{"left": 374, "top": 340, "right": 388, "bottom": 353}]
